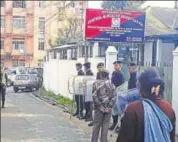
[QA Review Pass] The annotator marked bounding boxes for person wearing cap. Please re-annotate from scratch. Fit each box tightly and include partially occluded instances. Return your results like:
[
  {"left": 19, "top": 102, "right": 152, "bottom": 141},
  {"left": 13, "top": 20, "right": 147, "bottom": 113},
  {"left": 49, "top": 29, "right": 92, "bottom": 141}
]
[
  {"left": 109, "top": 60, "right": 125, "bottom": 131},
  {"left": 91, "top": 69, "right": 116, "bottom": 142},
  {"left": 73, "top": 63, "right": 85, "bottom": 118},
  {"left": 81, "top": 62, "right": 94, "bottom": 121},
  {"left": 0, "top": 67, "right": 8, "bottom": 108},
  {"left": 88, "top": 62, "right": 107, "bottom": 127},
  {"left": 128, "top": 62, "right": 137, "bottom": 90}
]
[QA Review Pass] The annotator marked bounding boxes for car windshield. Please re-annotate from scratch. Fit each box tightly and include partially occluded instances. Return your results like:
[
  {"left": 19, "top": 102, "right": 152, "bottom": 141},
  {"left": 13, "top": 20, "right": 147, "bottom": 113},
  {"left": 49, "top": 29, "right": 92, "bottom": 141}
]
[{"left": 16, "top": 75, "right": 29, "bottom": 80}]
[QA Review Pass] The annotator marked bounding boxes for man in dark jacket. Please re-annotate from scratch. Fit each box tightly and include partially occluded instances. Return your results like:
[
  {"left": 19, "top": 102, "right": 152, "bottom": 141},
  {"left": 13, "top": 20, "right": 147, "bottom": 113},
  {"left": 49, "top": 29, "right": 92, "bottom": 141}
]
[
  {"left": 128, "top": 62, "right": 137, "bottom": 90},
  {"left": 73, "top": 63, "right": 85, "bottom": 118},
  {"left": 109, "top": 60, "right": 124, "bottom": 131},
  {"left": 0, "top": 67, "right": 7, "bottom": 108},
  {"left": 81, "top": 62, "right": 94, "bottom": 121}
]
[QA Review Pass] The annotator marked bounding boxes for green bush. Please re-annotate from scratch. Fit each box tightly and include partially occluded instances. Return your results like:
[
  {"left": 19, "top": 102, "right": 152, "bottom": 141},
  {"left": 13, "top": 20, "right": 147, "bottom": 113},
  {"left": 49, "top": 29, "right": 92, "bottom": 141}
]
[{"left": 39, "top": 88, "right": 73, "bottom": 106}]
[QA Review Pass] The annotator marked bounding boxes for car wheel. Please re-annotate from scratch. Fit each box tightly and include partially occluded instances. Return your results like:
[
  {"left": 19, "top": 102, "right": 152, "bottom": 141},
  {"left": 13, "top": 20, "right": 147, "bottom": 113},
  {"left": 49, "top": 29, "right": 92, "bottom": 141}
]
[{"left": 13, "top": 87, "right": 18, "bottom": 93}]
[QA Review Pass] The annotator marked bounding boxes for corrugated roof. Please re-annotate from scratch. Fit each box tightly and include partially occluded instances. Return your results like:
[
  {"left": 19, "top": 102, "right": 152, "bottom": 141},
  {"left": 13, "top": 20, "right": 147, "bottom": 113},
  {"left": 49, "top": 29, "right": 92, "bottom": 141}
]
[{"left": 145, "top": 7, "right": 178, "bottom": 37}]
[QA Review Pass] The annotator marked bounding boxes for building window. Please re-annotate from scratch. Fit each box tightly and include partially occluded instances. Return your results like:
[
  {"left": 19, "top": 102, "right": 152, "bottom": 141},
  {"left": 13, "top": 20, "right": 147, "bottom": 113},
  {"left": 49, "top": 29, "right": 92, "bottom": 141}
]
[
  {"left": 98, "top": 47, "right": 107, "bottom": 57},
  {"left": 0, "top": 39, "right": 4, "bottom": 49},
  {"left": 79, "top": 45, "right": 85, "bottom": 57},
  {"left": 13, "top": 39, "right": 25, "bottom": 51},
  {"left": 39, "top": 1, "right": 45, "bottom": 8},
  {"left": 39, "top": 17, "right": 45, "bottom": 33},
  {"left": 0, "top": 1, "right": 5, "bottom": 7},
  {"left": 13, "top": 16, "right": 25, "bottom": 28},
  {"left": 12, "top": 60, "right": 25, "bottom": 67},
  {"left": 71, "top": 48, "right": 77, "bottom": 60},
  {"left": 1, "top": 16, "right": 5, "bottom": 28},
  {"left": 12, "top": 60, "right": 18, "bottom": 67},
  {"left": 38, "top": 38, "right": 45, "bottom": 50},
  {"left": 13, "top": 1, "right": 26, "bottom": 8}
]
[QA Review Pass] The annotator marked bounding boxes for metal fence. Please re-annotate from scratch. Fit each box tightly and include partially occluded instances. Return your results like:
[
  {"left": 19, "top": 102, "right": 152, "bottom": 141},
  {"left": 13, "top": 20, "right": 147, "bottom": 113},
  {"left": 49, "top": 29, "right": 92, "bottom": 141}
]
[{"left": 121, "top": 62, "right": 173, "bottom": 103}]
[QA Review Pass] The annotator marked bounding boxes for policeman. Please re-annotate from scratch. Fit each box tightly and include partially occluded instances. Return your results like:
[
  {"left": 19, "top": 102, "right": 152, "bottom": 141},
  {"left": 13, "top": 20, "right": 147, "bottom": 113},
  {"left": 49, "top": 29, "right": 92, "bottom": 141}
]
[
  {"left": 96, "top": 62, "right": 105, "bottom": 80},
  {"left": 73, "top": 63, "right": 85, "bottom": 118},
  {"left": 128, "top": 62, "right": 137, "bottom": 90},
  {"left": 81, "top": 62, "right": 94, "bottom": 121},
  {"left": 109, "top": 60, "right": 124, "bottom": 131}
]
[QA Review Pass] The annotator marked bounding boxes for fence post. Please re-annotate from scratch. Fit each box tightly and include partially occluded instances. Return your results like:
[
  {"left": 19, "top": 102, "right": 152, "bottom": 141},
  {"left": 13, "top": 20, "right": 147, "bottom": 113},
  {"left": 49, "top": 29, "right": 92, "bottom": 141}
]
[
  {"left": 105, "top": 46, "right": 118, "bottom": 77},
  {"left": 172, "top": 47, "right": 178, "bottom": 136}
]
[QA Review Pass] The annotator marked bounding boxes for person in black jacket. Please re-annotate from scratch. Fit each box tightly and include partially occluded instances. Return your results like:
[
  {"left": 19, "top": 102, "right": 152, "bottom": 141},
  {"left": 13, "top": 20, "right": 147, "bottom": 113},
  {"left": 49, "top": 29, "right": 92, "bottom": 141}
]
[
  {"left": 0, "top": 67, "right": 7, "bottom": 108},
  {"left": 109, "top": 60, "right": 124, "bottom": 131},
  {"left": 73, "top": 63, "right": 85, "bottom": 118},
  {"left": 80, "top": 62, "right": 94, "bottom": 121},
  {"left": 128, "top": 63, "right": 137, "bottom": 90}
]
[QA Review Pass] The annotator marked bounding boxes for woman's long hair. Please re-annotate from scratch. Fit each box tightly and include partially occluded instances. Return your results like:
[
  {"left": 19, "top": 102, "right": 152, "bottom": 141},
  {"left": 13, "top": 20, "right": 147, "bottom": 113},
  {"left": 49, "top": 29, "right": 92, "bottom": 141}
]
[{"left": 138, "top": 68, "right": 165, "bottom": 101}]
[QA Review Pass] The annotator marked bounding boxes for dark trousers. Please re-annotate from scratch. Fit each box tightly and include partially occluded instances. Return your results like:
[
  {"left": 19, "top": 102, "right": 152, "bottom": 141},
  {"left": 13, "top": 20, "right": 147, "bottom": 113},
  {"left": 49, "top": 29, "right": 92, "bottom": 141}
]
[
  {"left": 112, "top": 115, "right": 118, "bottom": 124},
  {"left": 0, "top": 88, "right": 6, "bottom": 107},
  {"left": 85, "top": 101, "right": 92, "bottom": 120},
  {"left": 75, "top": 95, "right": 84, "bottom": 114}
]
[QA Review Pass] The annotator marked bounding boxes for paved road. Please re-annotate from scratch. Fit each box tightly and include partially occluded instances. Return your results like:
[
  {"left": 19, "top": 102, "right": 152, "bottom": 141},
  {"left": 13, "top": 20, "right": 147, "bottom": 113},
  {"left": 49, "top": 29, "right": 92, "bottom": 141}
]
[{"left": 1, "top": 88, "right": 91, "bottom": 142}]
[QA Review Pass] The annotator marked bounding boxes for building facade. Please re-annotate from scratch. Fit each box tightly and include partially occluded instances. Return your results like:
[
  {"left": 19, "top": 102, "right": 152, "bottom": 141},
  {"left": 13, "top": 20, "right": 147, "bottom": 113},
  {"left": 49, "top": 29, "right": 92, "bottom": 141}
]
[
  {"left": 1, "top": 1, "right": 34, "bottom": 68},
  {"left": 0, "top": 1, "right": 63, "bottom": 68}
]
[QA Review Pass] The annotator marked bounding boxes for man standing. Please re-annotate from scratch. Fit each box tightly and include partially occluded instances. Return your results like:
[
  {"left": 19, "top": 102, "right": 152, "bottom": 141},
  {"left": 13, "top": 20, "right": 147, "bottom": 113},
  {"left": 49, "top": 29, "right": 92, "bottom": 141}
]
[
  {"left": 109, "top": 60, "right": 125, "bottom": 131},
  {"left": 0, "top": 67, "right": 7, "bottom": 108},
  {"left": 128, "top": 63, "right": 137, "bottom": 90},
  {"left": 73, "top": 63, "right": 85, "bottom": 118},
  {"left": 91, "top": 69, "right": 116, "bottom": 142},
  {"left": 81, "top": 62, "right": 94, "bottom": 121},
  {"left": 88, "top": 62, "right": 105, "bottom": 127}
]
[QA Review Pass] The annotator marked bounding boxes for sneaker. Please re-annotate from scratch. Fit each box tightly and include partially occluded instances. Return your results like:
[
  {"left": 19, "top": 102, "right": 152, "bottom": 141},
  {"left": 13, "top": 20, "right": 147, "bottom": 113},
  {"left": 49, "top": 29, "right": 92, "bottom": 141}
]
[
  {"left": 73, "top": 112, "right": 79, "bottom": 117},
  {"left": 88, "top": 122, "right": 93, "bottom": 127},
  {"left": 109, "top": 123, "right": 117, "bottom": 131}
]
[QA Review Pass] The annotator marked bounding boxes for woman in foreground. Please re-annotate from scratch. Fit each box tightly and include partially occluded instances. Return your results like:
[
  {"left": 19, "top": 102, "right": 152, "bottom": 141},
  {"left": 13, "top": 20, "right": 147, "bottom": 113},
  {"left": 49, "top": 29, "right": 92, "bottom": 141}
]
[{"left": 116, "top": 68, "right": 176, "bottom": 142}]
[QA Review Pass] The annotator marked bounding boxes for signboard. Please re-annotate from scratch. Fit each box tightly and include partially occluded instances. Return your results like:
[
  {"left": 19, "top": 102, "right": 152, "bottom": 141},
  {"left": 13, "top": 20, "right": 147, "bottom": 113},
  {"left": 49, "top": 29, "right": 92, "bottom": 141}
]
[{"left": 85, "top": 9, "right": 146, "bottom": 43}]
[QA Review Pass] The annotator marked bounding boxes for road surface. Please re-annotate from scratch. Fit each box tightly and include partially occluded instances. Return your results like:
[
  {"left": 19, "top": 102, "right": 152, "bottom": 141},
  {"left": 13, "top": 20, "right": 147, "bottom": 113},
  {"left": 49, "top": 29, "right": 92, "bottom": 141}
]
[{"left": 1, "top": 88, "right": 91, "bottom": 142}]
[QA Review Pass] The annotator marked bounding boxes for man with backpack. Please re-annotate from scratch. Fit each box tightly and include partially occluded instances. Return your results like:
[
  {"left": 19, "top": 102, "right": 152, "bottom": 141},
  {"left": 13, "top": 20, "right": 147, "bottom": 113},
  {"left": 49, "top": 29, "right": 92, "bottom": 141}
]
[{"left": 91, "top": 69, "right": 116, "bottom": 142}]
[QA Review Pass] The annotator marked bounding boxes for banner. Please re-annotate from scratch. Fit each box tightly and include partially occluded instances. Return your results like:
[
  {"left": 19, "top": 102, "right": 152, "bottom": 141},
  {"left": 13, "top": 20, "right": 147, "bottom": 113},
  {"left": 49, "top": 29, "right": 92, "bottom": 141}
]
[{"left": 85, "top": 9, "right": 146, "bottom": 43}]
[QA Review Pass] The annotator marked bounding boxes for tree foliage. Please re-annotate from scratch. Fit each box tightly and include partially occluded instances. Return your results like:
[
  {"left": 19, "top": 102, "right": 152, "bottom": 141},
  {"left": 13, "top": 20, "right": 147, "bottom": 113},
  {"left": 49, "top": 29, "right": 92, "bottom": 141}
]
[{"left": 102, "top": 1, "right": 145, "bottom": 10}]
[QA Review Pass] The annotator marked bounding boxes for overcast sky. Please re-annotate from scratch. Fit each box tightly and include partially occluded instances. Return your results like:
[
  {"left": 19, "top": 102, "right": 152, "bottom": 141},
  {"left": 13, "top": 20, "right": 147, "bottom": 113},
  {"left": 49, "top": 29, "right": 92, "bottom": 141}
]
[{"left": 88, "top": 1, "right": 176, "bottom": 9}]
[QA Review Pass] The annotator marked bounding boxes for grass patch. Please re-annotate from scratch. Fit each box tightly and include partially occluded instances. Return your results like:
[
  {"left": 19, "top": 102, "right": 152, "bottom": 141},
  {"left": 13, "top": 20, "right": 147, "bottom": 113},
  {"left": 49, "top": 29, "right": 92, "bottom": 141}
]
[{"left": 39, "top": 87, "right": 73, "bottom": 107}]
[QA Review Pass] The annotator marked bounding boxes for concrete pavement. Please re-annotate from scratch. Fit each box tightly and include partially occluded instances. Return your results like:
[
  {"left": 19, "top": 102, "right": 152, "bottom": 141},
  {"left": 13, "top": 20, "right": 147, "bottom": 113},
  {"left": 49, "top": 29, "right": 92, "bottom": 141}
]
[{"left": 1, "top": 88, "right": 92, "bottom": 142}]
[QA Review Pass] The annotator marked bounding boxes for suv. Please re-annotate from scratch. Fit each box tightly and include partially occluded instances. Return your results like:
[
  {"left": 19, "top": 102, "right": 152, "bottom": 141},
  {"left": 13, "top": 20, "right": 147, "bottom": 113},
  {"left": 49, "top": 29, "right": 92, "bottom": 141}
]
[{"left": 13, "top": 74, "right": 39, "bottom": 93}]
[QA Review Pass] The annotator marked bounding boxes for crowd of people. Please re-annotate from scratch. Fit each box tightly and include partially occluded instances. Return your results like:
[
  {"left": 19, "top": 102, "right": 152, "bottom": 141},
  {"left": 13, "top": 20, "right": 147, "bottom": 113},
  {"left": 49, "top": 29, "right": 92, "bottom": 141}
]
[
  {"left": 0, "top": 60, "right": 176, "bottom": 142},
  {"left": 72, "top": 61, "right": 176, "bottom": 142}
]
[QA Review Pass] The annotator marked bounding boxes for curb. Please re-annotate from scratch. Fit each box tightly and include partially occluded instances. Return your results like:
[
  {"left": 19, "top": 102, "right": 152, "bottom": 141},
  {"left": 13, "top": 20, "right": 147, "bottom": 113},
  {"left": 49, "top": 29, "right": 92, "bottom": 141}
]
[{"left": 32, "top": 90, "right": 74, "bottom": 114}]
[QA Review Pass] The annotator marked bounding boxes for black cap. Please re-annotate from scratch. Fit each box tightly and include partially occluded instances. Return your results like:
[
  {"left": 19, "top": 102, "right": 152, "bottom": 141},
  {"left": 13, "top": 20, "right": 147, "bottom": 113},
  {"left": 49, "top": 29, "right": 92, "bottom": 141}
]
[
  {"left": 97, "top": 62, "right": 104, "bottom": 68},
  {"left": 83, "top": 62, "right": 91, "bottom": 67},
  {"left": 128, "top": 62, "right": 136, "bottom": 66},
  {"left": 76, "top": 63, "right": 82, "bottom": 67},
  {"left": 113, "top": 60, "right": 122, "bottom": 65}
]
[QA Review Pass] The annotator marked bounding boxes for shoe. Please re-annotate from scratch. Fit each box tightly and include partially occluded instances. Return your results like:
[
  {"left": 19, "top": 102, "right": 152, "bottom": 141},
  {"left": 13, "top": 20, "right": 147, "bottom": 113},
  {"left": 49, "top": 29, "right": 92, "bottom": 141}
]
[
  {"left": 115, "top": 126, "right": 120, "bottom": 133},
  {"left": 80, "top": 115, "right": 87, "bottom": 120},
  {"left": 85, "top": 118, "right": 90, "bottom": 122},
  {"left": 2, "top": 106, "right": 5, "bottom": 108},
  {"left": 73, "top": 112, "right": 79, "bottom": 117},
  {"left": 77, "top": 113, "right": 84, "bottom": 119},
  {"left": 109, "top": 123, "right": 117, "bottom": 131},
  {"left": 88, "top": 122, "right": 93, "bottom": 127}
]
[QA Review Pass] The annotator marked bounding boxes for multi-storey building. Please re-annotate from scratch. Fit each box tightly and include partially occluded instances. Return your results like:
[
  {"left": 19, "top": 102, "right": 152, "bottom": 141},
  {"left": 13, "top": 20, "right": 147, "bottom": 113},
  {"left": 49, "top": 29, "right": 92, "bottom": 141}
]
[
  {"left": 1, "top": 1, "right": 34, "bottom": 68},
  {"left": 0, "top": 1, "right": 87, "bottom": 68}
]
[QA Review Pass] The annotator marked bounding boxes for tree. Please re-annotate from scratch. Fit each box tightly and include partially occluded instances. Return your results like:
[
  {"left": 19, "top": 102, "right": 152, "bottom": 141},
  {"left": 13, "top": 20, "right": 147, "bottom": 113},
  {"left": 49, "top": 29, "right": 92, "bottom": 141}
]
[{"left": 102, "top": 1, "right": 145, "bottom": 10}]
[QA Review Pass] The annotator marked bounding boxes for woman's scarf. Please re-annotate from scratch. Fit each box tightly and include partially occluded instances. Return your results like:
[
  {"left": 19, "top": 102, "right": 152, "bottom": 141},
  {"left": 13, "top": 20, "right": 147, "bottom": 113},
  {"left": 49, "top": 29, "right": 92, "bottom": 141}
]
[{"left": 143, "top": 99, "right": 173, "bottom": 142}]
